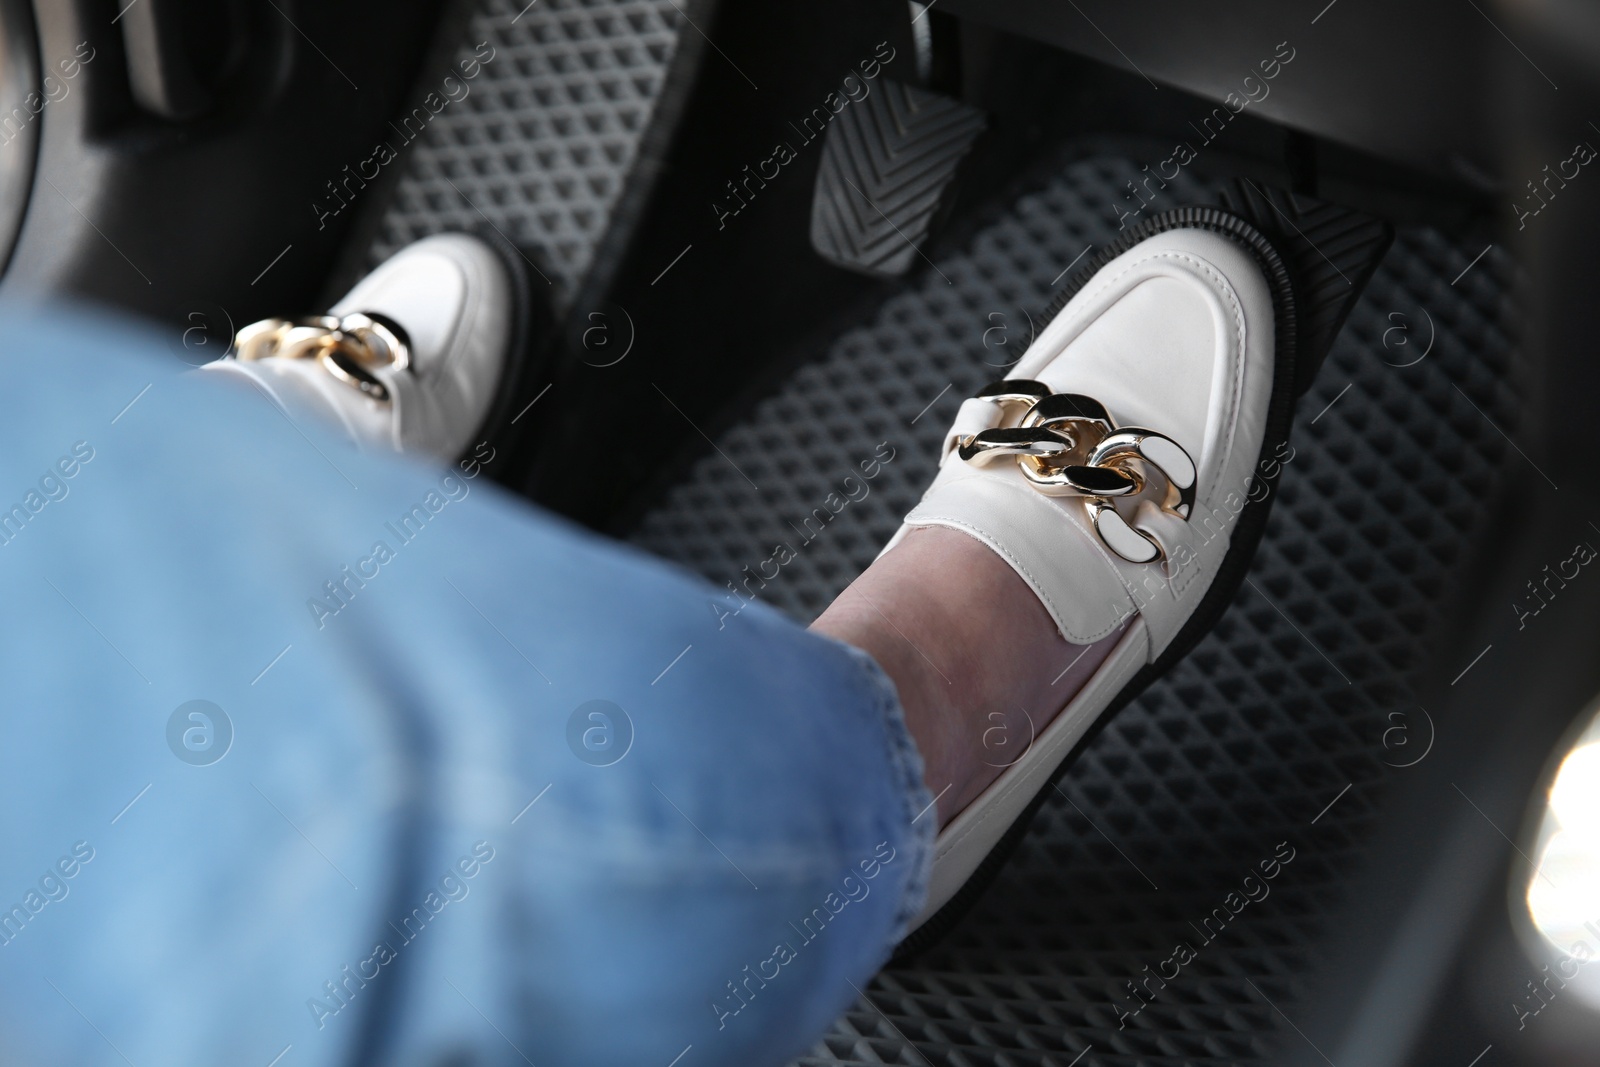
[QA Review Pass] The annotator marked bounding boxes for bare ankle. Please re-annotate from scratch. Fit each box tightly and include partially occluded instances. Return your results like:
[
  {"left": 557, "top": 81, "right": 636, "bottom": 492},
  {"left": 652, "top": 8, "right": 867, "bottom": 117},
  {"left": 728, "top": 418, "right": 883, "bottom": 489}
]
[{"left": 813, "top": 528, "right": 1122, "bottom": 826}]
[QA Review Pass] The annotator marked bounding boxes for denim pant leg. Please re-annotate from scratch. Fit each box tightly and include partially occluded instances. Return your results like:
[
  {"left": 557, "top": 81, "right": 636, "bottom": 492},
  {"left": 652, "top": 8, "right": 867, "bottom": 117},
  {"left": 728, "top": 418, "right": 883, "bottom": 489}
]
[{"left": 0, "top": 304, "right": 935, "bottom": 1067}]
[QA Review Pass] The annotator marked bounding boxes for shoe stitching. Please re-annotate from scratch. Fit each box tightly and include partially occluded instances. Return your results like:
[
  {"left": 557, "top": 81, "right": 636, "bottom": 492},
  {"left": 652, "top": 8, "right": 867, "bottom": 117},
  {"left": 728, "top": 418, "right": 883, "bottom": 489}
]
[
  {"left": 918, "top": 241, "right": 1266, "bottom": 878},
  {"left": 1040, "top": 248, "right": 1247, "bottom": 479},
  {"left": 930, "top": 249, "right": 1252, "bottom": 639},
  {"left": 1027, "top": 248, "right": 1251, "bottom": 612}
]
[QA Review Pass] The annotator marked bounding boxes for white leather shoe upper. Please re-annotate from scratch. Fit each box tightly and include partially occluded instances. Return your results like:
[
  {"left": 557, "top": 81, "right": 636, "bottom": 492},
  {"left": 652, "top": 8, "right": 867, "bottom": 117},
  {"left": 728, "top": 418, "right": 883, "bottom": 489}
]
[
  {"left": 894, "top": 225, "right": 1281, "bottom": 931},
  {"left": 890, "top": 227, "right": 1277, "bottom": 662},
  {"left": 205, "top": 233, "right": 513, "bottom": 461}
]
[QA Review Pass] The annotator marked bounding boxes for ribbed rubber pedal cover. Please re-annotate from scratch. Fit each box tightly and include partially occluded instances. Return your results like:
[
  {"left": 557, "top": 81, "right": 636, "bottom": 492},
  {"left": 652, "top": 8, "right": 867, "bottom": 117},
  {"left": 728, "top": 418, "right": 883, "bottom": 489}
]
[
  {"left": 809, "top": 78, "right": 985, "bottom": 277},
  {"left": 1220, "top": 180, "right": 1394, "bottom": 395}
]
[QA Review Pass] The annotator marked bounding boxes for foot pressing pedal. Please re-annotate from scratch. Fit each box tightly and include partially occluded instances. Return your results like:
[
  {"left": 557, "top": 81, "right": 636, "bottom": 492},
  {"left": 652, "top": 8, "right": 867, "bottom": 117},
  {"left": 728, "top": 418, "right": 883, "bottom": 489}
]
[{"left": 1220, "top": 181, "right": 1393, "bottom": 395}]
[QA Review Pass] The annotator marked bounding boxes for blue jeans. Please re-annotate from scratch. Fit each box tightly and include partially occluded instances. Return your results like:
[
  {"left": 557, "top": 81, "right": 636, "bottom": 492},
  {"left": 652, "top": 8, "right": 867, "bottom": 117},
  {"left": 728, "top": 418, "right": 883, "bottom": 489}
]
[{"left": 0, "top": 305, "right": 934, "bottom": 1066}]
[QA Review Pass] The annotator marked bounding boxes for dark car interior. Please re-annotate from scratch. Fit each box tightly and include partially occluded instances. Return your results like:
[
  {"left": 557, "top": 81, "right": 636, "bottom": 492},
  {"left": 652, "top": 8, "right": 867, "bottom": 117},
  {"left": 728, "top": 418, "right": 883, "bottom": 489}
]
[{"left": 9, "top": 0, "right": 1600, "bottom": 1062}]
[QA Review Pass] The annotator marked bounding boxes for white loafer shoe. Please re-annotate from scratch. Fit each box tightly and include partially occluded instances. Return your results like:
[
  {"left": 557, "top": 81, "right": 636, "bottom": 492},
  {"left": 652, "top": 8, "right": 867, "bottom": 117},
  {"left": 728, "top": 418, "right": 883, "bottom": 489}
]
[
  {"left": 204, "top": 233, "right": 515, "bottom": 462},
  {"left": 891, "top": 208, "right": 1299, "bottom": 947}
]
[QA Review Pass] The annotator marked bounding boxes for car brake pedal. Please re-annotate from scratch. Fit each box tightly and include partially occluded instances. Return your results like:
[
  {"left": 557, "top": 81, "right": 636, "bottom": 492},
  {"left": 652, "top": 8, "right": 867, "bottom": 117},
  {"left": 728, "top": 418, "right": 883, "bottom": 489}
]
[{"left": 809, "top": 78, "right": 986, "bottom": 277}]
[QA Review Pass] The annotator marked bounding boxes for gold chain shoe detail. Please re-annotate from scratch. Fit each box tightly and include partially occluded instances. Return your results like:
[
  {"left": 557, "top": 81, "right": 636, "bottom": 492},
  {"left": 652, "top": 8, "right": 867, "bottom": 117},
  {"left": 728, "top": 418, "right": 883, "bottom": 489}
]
[
  {"left": 955, "top": 378, "right": 1197, "bottom": 564},
  {"left": 232, "top": 313, "right": 411, "bottom": 403}
]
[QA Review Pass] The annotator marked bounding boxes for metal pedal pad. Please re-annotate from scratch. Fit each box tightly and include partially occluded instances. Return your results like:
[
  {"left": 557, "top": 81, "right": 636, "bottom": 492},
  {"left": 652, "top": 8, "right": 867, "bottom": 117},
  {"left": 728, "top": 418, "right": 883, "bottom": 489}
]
[{"left": 809, "top": 78, "right": 985, "bottom": 277}]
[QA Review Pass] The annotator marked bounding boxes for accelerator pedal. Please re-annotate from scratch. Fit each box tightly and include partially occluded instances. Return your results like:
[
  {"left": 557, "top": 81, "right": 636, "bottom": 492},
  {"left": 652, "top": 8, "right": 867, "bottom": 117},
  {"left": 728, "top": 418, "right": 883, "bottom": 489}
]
[{"left": 1220, "top": 181, "right": 1394, "bottom": 395}]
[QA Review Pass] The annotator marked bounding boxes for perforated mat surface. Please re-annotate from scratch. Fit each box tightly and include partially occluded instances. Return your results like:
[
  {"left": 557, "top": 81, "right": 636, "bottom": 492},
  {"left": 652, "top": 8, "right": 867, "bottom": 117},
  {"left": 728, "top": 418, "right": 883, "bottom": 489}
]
[
  {"left": 360, "top": 0, "right": 688, "bottom": 301},
  {"left": 630, "top": 156, "right": 1523, "bottom": 1065}
]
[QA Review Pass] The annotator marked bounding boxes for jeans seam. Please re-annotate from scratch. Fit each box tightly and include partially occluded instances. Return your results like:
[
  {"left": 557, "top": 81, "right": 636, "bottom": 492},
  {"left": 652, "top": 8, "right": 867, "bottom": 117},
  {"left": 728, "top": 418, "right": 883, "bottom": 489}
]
[{"left": 838, "top": 642, "right": 936, "bottom": 950}]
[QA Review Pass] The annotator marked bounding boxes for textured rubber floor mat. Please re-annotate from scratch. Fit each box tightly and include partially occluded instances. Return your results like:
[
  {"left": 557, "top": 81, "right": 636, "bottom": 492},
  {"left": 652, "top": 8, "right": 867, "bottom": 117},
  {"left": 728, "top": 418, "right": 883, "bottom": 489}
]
[
  {"left": 358, "top": 0, "right": 688, "bottom": 302},
  {"left": 630, "top": 154, "right": 1523, "bottom": 1065}
]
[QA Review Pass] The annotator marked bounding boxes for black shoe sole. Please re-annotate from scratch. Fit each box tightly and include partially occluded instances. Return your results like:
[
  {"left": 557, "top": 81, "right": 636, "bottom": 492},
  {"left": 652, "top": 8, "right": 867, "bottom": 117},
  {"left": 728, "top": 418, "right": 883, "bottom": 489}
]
[{"left": 464, "top": 225, "right": 557, "bottom": 472}]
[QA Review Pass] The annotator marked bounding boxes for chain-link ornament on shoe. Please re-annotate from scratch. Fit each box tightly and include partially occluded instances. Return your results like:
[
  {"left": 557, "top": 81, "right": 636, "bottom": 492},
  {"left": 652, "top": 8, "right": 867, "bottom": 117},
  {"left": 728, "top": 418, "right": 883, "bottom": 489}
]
[
  {"left": 955, "top": 378, "right": 1197, "bottom": 564},
  {"left": 200, "top": 233, "right": 515, "bottom": 462},
  {"left": 233, "top": 313, "right": 412, "bottom": 403}
]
